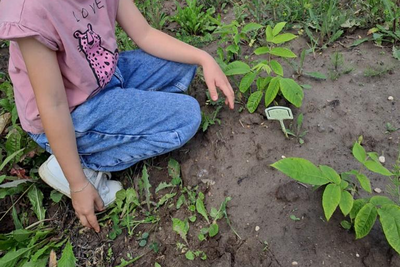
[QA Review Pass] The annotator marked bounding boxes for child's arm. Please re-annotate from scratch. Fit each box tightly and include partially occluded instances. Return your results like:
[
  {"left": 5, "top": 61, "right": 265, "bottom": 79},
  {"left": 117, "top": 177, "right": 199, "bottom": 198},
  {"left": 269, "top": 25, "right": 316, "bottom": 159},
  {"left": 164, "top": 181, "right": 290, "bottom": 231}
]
[
  {"left": 17, "top": 37, "right": 104, "bottom": 232},
  {"left": 117, "top": 0, "right": 235, "bottom": 109}
]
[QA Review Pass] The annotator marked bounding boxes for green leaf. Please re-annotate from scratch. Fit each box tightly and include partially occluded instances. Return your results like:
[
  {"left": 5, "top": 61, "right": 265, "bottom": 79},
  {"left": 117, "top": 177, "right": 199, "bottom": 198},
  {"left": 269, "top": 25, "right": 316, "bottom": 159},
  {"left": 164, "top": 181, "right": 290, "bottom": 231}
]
[
  {"left": 269, "top": 48, "right": 297, "bottom": 58},
  {"left": 304, "top": 72, "right": 327, "bottom": 80},
  {"left": 341, "top": 220, "right": 352, "bottom": 230},
  {"left": 378, "top": 204, "right": 400, "bottom": 254},
  {"left": 246, "top": 91, "right": 263, "bottom": 113},
  {"left": 363, "top": 160, "right": 393, "bottom": 176},
  {"left": 352, "top": 142, "right": 367, "bottom": 164},
  {"left": 269, "top": 60, "right": 283, "bottom": 76},
  {"left": 355, "top": 203, "right": 377, "bottom": 239},
  {"left": 172, "top": 218, "right": 189, "bottom": 244},
  {"left": 155, "top": 263, "right": 162, "bottom": 267},
  {"left": 393, "top": 46, "right": 400, "bottom": 60},
  {"left": 141, "top": 165, "right": 152, "bottom": 211},
  {"left": 257, "top": 77, "right": 272, "bottom": 91},
  {"left": 50, "top": 190, "right": 64, "bottom": 203},
  {"left": 209, "top": 223, "right": 219, "bottom": 237},
  {"left": 370, "top": 196, "right": 395, "bottom": 206},
  {"left": 350, "top": 38, "right": 369, "bottom": 47},
  {"left": 239, "top": 72, "right": 257, "bottom": 93},
  {"left": 271, "top": 158, "right": 330, "bottom": 185},
  {"left": 176, "top": 195, "right": 185, "bottom": 209},
  {"left": 339, "top": 191, "right": 354, "bottom": 216},
  {"left": 168, "top": 158, "right": 181, "bottom": 180},
  {"left": 340, "top": 180, "right": 349, "bottom": 190},
  {"left": 242, "top": 23, "right": 263, "bottom": 33},
  {"left": 155, "top": 182, "right": 174, "bottom": 193},
  {"left": 0, "top": 247, "right": 33, "bottom": 267},
  {"left": 271, "top": 33, "right": 297, "bottom": 44},
  {"left": 356, "top": 174, "right": 372, "bottom": 193},
  {"left": 350, "top": 199, "right": 369, "bottom": 220},
  {"left": 266, "top": 25, "right": 273, "bottom": 42},
  {"left": 196, "top": 192, "right": 210, "bottom": 224},
  {"left": 157, "top": 193, "right": 177, "bottom": 207},
  {"left": 185, "top": 251, "right": 195, "bottom": 260},
  {"left": 27, "top": 185, "right": 46, "bottom": 221},
  {"left": 224, "top": 61, "right": 251, "bottom": 76},
  {"left": 279, "top": 78, "right": 304, "bottom": 107},
  {"left": 58, "top": 241, "right": 77, "bottom": 267},
  {"left": 290, "top": 214, "right": 301, "bottom": 221},
  {"left": 0, "top": 148, "right": 24, "bottom": 172},
  {"left": 322, "top": 184, "right": 341, "bottom": 221},
  {"left": 139, "top": 239, "right": 147, "bottom": 247},
  {"left": 319, "top": 165, "right": 341, "bottom": 185},
  {"left": 198, "top": 233, "right": 206, "bottom": 241},
  {"left": 272, "top": 22, "right": 286, "bottom": 36},
  {"left": 12, "top": 206, "right": 23, "bottom": 229},
  {"left": 264, "top": 77, "right": 280, "bottom": 107},
  {"left": 254, "top": 47, "right": 270, "bottom": 55}
]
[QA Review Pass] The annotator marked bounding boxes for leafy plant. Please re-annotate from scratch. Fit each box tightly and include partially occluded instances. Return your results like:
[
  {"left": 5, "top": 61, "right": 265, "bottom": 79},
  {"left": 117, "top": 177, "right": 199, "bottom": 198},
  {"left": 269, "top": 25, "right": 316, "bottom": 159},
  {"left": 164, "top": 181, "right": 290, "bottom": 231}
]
[
  {"left": 172, "top": 0, "right": 219, "bottom": 36},
  {"left": 305, "top": 0, "right": 349, "bottom": 48},
  {"left": 328, "top": 51, "right": 353, "bottom": 80},
  {"left": 272, "top": 138, "right": 400, "bottom": 254},
  {"left": 286, "top": 113, "right": 308, "bottom": 144},
  {"left": 0, "top": 226, "right": 68, "bottom": 266},
  {"left": 215, "top": 21, "right": 263, "bottom": 63},
  {"left": 137, "top": 0, "right": 169, "bottom": 30},
  {"left": 223, "top": 22, "right": 304, "bottom": 113}
]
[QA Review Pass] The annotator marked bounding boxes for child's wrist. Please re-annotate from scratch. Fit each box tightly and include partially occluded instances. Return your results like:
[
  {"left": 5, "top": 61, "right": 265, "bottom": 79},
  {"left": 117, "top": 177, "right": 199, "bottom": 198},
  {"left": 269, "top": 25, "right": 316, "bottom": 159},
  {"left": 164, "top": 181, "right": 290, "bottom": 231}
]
[{"left": 198, "top": 50, "right": 213, "bottom": 67}]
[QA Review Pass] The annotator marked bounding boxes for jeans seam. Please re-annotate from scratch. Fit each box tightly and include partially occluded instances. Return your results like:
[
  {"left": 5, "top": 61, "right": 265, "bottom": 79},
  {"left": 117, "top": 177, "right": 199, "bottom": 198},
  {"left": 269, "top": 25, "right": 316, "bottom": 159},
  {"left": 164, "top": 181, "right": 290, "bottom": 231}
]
[
  {"left": 75, "top": 129, "right": 180, "bottom": 139},
  {"left": 173, "top": 82, "right": 188, "bottom": 92}
]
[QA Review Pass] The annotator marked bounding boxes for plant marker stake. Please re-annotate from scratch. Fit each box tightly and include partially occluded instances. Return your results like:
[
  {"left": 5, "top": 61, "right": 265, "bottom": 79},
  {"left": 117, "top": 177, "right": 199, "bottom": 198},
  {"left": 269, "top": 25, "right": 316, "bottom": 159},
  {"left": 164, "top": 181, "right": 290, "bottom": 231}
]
[{"left": 265, "top": 107, "right": 293, "bottom": 138}]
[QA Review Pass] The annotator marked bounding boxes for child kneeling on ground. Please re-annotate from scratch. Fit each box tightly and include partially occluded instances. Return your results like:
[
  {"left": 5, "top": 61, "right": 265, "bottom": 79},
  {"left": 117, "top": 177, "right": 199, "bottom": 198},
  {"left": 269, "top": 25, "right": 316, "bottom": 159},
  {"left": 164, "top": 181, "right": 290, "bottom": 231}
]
[{"left": 0, "top": 0, "right": 234, "bottom": 232}]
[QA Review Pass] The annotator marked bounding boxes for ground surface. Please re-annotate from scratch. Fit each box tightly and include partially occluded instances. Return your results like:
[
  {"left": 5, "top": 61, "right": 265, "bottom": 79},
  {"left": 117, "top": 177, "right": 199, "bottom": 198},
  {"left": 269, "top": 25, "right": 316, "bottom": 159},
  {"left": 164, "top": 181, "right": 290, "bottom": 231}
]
[{"left": 1, "top": 11, "right": 400, "bottom": 267}]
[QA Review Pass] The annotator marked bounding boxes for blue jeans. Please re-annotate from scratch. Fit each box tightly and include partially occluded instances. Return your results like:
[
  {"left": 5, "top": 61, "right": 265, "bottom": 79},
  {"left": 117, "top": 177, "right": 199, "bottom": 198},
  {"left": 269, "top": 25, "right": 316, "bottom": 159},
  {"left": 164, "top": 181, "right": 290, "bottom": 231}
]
[{"left": 29, "top": 50, "right": 201, "bottom": 171}]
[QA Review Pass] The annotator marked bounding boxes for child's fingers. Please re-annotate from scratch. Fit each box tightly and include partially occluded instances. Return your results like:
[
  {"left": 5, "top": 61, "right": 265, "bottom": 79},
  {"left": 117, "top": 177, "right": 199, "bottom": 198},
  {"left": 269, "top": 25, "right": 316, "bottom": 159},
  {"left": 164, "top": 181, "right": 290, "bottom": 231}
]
[
  {"left": 86, "top": 213, "right": 101, "bottom": 233},
  {"left": 94, "top": 195, "right": 105, "bottom": 211},
  {"left": 205, "top": 79, "right": 218, "bottom": 101},
  {"left": 219, "top": 81, "right": 235, "bottom": 109}
]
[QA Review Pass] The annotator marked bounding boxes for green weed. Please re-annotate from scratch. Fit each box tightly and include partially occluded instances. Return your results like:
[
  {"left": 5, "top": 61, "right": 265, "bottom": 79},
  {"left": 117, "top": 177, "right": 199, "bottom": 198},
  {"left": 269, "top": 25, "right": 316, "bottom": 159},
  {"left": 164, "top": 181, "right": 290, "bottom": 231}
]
[
  {"left": 172, "top": 0, "right": 220, "bottom": 36},
  {"left": 137, "top": 0, "right": 169, "bottom": 30},
  {"left": 287, "top": 113, "right": 308, "bottom": 145}
]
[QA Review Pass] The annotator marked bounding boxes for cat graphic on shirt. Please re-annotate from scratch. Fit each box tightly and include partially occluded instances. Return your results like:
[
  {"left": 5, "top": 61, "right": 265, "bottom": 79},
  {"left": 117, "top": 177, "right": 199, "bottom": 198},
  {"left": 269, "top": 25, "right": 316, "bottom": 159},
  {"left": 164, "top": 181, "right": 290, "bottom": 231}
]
[{"left": 74, "top": 23, "right": 118, "bottom": 88}]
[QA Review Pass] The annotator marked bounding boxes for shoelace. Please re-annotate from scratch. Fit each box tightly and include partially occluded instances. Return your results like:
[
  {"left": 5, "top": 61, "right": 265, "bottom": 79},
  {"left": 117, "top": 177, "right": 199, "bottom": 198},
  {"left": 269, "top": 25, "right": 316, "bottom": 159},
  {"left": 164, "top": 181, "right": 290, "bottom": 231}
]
[{"left": 83, "top": 169, "right": 111, "bottom": 197}]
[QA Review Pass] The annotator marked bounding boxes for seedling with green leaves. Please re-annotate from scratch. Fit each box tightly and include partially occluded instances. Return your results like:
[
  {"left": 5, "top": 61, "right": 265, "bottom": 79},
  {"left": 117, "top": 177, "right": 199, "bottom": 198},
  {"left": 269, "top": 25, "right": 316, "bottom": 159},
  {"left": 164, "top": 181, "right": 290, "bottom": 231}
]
[
  {"left": 223, "top": 22, "right": 304, "bottom": 113},
  {"left": 272, "top": 137, "right": 400, "bottom": 254},
  {"left": 172, "top": 0, "right": 219, "bottom": 36},
  {"left": 328, "top": 51, "right": 353, "bottom": 80},
  {"left": 286, "top": 113, "right": 308, "bottom": 144},
  {"left": 215, "top": 21, "right": 263, "bottom": 63}
]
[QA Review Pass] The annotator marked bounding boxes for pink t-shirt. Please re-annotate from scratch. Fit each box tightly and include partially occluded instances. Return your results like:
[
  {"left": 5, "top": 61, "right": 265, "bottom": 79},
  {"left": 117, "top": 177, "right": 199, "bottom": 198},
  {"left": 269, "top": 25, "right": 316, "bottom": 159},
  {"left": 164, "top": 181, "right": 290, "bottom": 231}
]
[{"left": 0, "top": 0, "right": 120, "bottom": 133}]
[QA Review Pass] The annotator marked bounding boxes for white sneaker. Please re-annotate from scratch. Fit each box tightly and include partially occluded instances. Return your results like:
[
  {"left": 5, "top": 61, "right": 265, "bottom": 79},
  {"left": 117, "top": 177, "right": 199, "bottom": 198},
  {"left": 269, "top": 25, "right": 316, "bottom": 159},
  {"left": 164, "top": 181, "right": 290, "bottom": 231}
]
[{"left": 39, "top": 155, "right": 123, "bottom": 207}]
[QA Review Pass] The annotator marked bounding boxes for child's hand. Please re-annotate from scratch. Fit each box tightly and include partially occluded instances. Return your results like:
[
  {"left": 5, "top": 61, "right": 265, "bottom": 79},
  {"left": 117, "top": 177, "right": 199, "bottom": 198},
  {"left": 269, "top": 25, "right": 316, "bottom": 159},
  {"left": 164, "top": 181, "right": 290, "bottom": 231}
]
[
  {"left": 201, "top": 55, "right": 235, "bottom": 109},
  {"left": 71, "top": 183, "right": 105, "bottom": 233}
]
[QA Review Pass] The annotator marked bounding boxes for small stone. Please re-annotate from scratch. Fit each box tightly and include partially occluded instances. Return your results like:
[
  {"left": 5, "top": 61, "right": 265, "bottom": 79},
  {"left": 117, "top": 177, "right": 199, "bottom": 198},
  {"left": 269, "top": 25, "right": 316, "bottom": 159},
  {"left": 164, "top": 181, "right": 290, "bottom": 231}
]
[
  {"left": 255, "top": 226, "right": 260, "bottom": 232},
  {"left": 374, "top": 188, "right": 383, "bottom": 194},
  {"left": 356, "top": 253, "right": 360, "bottom": 258},
  {"left": 388, "top": 96, "right": 394, "bottom": 101},
  {"left": 282, "top": 155, "right": 286, "bottom": 159},
  {"left": 379, "top": 156, "right": 385, "bottom": 163},
  {"left": 292, "top": 261, "right": 299, "bottom": 266}
]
